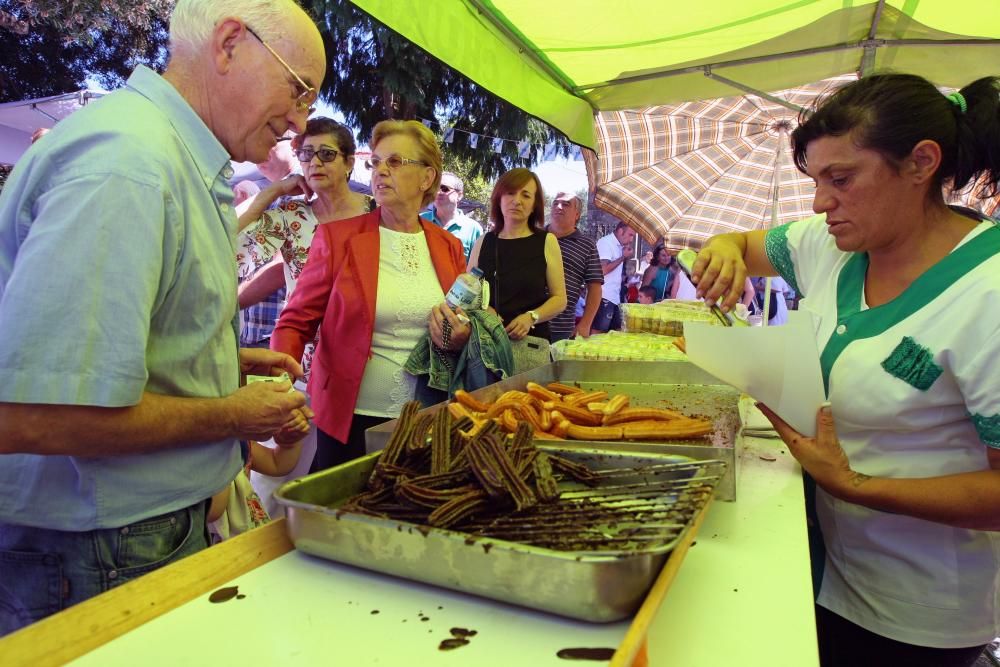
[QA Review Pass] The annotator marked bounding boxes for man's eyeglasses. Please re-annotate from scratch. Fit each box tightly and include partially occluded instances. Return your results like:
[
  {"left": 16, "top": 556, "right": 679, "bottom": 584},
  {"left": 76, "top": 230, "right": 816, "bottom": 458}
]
[
  {"left": 439, "top": 184, "right": 460, "bottom": 194},
  {"left": 295, "top": 147, "right": 340, "bottom": 163},
  {"left": 246, "top": 26, "right": 317, "bottom": 114},
  {"left": 365, "top": 155, "right": 428, "bottom": 170}
]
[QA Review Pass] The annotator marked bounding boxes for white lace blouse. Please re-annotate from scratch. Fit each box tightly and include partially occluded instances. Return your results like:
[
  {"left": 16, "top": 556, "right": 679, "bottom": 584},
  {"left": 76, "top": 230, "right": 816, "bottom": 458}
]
[{"left": 353, "top": 226, "right": 445, "bottom": 417}]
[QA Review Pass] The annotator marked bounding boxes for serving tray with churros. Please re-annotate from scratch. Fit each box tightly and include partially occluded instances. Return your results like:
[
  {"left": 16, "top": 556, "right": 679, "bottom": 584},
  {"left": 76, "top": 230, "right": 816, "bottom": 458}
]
[
  {"left": 275, "top": 443, "right": 724, "bottom": 622},
  {"left": 367, "top": 360, "right": 743, "bottom": 500}
]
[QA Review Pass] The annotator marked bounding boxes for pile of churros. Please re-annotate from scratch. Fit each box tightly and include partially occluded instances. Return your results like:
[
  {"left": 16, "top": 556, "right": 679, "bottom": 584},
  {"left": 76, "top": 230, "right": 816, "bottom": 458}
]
[{"left": 449, "top": 381, "right": 712, "bottom": 442}]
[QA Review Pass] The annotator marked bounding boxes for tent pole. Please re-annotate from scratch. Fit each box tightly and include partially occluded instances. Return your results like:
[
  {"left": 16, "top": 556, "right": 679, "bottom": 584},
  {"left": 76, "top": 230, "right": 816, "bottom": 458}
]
[
  {"left": 576, "top": 38, "right": 998, "bottom": 93},
  {"left": 703, "top": 70, "right": 804, "bottom": 114},
  {"left": 859, "top": 0, "right": 887, "bottom": 76},
  {"left": 762, "top": 125, "right": 790, "bottom": 327}
]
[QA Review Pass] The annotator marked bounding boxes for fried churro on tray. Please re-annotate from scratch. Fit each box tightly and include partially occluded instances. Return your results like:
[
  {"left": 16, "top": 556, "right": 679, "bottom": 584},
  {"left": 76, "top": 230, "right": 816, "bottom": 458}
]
[
  {"left": 453, "top": 381, "right": 713, "bottom": 442},
  {"left": 342, "top": 402, "right": 597, "bottom": 529}
]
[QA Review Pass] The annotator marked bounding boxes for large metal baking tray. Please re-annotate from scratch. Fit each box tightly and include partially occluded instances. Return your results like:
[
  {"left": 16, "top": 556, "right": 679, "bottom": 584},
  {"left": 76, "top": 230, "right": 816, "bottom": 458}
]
[
  {"left": 366, "top": 360, "right": 742, "bottom": 500},
  {"left": 275, "top": 448, "right": 724, "bottom": 623}
]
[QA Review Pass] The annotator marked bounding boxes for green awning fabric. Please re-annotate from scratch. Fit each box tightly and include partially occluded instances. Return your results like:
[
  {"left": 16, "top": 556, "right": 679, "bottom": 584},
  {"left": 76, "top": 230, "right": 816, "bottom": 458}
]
[{"left": 350, "top": 0, "right": 1000, "bottom": 149}]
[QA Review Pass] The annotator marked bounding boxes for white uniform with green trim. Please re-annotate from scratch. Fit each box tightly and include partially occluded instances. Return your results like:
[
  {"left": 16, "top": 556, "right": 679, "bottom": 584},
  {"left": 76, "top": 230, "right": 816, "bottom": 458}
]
[{"left": 765, "top": 213, "right": 1000, "bottom": 648}]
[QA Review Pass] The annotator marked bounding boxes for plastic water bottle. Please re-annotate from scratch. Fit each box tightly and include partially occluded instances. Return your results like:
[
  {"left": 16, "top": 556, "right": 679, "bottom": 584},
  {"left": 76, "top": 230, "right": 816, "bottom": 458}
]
[{"left": 445, "top": 267, "right": 484, "bottom": 311}]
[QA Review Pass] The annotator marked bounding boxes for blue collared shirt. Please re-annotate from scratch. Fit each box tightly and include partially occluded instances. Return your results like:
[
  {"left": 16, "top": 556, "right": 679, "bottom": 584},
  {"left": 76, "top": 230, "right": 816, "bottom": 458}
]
[
  {"left": 420, "top": 205, "right": 483, "bottom": 260},
  {"left": 0, "top": 66, "right": 241, "bottom": 530}
]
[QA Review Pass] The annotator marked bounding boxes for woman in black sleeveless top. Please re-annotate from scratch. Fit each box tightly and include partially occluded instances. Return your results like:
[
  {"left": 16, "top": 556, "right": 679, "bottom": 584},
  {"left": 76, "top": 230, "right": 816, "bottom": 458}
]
[{"left": 468, "top": 168, "right": 566, "bottom": 341}]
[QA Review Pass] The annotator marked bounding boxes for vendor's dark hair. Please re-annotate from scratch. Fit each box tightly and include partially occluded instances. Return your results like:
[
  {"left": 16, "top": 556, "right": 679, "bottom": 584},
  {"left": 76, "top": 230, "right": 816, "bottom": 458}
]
[
  {"left": 292, "top": 116, "right": 357, "bottom": 157},
  {"left": 490, "top": 168, "right": 545, "bottom": 232},
  {"left": 791, "top": 74, "right": 1000, "bottom": 199}
]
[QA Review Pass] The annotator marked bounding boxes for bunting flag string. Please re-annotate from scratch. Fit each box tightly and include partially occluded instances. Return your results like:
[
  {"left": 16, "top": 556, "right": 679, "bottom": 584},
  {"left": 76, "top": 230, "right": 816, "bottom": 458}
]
[{"left": 416, "top": 115, "right": 583, "bottom": 160}]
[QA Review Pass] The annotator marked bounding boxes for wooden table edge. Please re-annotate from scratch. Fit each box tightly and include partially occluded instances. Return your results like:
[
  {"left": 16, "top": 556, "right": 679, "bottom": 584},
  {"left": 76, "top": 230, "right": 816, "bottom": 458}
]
[
  {"left": 0, "top": 517, "right": 293, "bottom": 666},
  {"left": 611, "top": 497, "right": 714, "bottom": 667}
]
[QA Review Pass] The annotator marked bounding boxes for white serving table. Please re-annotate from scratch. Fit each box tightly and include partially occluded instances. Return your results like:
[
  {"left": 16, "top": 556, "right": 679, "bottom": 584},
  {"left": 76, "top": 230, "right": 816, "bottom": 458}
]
[{"left": 1, "top": 430, "right": 817, "bottom": 667}]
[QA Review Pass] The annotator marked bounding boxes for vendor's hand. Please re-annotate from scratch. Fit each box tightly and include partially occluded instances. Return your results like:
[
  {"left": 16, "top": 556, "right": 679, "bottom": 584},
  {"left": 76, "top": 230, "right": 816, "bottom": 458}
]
[
  {"left": 266, "top": 174, "right": 313, "bottom": 203},
  {"left": 574, "top": 320, "right": 593, "bottom": 339},
  {"left": 227, "top": 381, "right": 307, "bottom": 442},
  {"left": 239, "top": 348, "right": 304, "bottom": 383},
  {"left": 757, "top": 402, "right": 867, "bottom": 500},
  {"left": 429, "top": 303, "right": 471, "bottom": 351},
  {"left": 691, "top": 238, "right": 747, "bottom": 312},
  {"left": 505, "top": 312, "right": 534, "bottom": 341},
  {"left": 274, "top": 406, "right": 313, "bottom": 447}
]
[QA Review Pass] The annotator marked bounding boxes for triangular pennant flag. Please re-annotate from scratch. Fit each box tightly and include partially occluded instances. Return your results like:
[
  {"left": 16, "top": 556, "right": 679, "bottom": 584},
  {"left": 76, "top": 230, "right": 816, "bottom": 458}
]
[
  {"left": 468, "top": 132, "right": 479, "bottom": 148},
  {"left": 543, "top": 142, "right": 557, "bottom": 161},
  {"left": 444, "top": 126, "right": 455, "bottom": 143},
  {"left": 517, "top": 141, "right": 531, "bottom": 159},
  {"left": 421, "top": 119, "right": 433, "bottom": 128},
  {"left": 492, "top": 137, "right": 503, "bottom": 153}
]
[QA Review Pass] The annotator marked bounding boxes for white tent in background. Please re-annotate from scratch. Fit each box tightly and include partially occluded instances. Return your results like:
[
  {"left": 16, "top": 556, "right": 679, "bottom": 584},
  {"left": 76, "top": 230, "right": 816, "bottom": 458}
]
[{"left": 0, "top": 89, "right": 106, "bottom": 165}]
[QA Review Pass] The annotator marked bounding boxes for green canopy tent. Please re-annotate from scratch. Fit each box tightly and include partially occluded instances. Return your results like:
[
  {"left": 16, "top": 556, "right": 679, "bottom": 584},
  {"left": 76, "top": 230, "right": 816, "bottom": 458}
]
[{"left": 348, "top": 0, "right": 1000, "bottom": 150}]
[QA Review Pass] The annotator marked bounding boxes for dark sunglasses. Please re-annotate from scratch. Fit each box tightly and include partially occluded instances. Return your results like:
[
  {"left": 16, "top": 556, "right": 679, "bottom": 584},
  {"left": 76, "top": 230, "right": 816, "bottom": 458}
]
[
  {"left": 439, "top": 184, "right": 460, "bottom": 194},
  {"left": 295, "top": 147, "right": 340, "bottom": 163}
]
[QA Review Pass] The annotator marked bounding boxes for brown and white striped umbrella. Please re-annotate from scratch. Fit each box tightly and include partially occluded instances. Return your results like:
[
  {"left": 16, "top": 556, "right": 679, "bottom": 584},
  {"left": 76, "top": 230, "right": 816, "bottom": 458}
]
[{"left": 592, "top": 76, "right": 858, "bottom": 249}]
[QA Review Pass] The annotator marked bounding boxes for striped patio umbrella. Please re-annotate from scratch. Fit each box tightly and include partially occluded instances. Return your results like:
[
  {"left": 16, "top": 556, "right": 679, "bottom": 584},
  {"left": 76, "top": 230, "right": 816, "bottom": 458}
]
[{"left": 591, "top": 76, "right": 858, "bottom": 248}]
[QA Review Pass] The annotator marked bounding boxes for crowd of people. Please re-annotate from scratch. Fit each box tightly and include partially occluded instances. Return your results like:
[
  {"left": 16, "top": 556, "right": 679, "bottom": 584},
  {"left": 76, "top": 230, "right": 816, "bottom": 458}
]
[{"left": 0, "top": 0, "right": 998, "bottom": 664}]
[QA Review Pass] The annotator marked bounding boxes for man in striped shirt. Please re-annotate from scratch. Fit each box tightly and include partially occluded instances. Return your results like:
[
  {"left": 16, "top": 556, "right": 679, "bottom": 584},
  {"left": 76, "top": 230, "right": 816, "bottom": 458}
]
[{"left": 547, "top": 192, "right": 604, "bottom": 342}]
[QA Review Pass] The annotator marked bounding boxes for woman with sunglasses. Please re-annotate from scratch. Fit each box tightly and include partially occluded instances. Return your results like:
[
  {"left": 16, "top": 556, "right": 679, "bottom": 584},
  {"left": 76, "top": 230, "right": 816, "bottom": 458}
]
[
  {"left": 271, "top": 120, "right": 468, "bottom": 472},
  {"left": 236, "top": 116, "right": 373, "bottom": 304}
]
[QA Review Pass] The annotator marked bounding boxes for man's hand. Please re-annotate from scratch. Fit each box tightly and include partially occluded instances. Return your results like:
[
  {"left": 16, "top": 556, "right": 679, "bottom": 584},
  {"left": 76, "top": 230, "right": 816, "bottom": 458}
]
[
  {"left": 757, "top": 402, "right": 865, "bottom": 500},
  {"left": 226, "top": 381, "right": 307, "bottom": 442},
  {"left": 573, "top": 320, "right": 592, "bottom": 339},
  {"left": 239, "top": 348, "right": 304, "bottom": 383},
  {"left": 429, "top": 303, "right": 471, "bottom": 351}
]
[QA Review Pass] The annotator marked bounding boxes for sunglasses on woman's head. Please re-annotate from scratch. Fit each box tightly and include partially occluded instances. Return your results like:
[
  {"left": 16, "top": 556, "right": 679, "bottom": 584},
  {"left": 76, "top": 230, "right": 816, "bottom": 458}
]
[{"left": 295, "top": 147, "right": 340, "bottom": 163}]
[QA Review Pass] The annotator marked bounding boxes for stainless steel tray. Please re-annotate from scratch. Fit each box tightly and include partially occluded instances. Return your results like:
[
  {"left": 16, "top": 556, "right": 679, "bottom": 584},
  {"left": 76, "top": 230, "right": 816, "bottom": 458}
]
[
  {"left": 366, "top": 360, "right": 742, "bottom": 500},
  {"left": 275, "top": 448, "right": 724, "bottom": 622}
]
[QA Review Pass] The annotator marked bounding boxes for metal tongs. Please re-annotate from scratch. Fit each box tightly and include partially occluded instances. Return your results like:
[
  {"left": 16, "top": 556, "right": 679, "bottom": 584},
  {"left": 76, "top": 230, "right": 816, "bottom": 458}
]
[{"left": 675, "top": 249, "right": 734, "bottom": 327}]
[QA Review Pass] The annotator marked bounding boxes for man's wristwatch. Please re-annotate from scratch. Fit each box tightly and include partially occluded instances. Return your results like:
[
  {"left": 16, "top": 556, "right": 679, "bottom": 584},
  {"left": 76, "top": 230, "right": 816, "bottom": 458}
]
[{"left": 528, "top": 310, "right": 540, "bottom": 326}]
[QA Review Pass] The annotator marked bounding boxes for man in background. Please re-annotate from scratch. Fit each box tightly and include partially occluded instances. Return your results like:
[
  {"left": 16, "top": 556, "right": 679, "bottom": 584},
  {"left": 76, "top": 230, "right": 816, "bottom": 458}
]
[
  {"left": 593, "top": 221, "right": 636, "bottom": 332},
  {"left": 0, "top": 0, "right": 323, "bottom": 632},
  {"left": 421, "top": 171, "right": 482, "bottom": 259},
  {"left": 546, "top": 192, "right": 603, "bottom": 341}
]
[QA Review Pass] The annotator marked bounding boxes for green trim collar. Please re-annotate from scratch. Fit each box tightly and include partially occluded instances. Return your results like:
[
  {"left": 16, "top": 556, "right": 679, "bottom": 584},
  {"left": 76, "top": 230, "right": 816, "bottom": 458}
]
[{"left": 820, "top": 225, "right": 1000, "bottom": 394}]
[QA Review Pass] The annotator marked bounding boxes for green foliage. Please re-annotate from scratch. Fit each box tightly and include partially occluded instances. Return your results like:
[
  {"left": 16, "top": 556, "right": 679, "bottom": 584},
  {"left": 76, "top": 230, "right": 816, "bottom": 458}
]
[
  {"left": 308, "top": 0, "right": 569, "bottom": 180},
  {"left": 0, "top": 0, "right": 170, "bottom": 102},
  {"left": 10, "top": 0, "right": 172, "bottom": 44},
  {"left": 441, "top": 149, "right": 491, "bottom": 214}
]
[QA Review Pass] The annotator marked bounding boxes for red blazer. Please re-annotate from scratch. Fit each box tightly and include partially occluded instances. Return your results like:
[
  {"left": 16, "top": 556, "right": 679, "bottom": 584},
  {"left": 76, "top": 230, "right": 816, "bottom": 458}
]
[{"left": 271, "top": 209, "right": 466, "bottom": 441}]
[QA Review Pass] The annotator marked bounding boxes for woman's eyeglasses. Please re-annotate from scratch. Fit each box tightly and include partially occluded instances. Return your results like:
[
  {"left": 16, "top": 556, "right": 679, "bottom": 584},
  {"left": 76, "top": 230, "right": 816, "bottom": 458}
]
[
  {"left": 365, "top": 155, "right": 428, "bottom": 170},
  {"left": 295, "top": 147, "right": 340, "bottom": 163}
]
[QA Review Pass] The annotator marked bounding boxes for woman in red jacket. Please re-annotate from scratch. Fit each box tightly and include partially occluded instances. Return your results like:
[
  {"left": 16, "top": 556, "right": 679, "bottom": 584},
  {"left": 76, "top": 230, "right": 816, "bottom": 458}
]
[{"left": 271, "top": 120, "right": 468, "bottom": 471}]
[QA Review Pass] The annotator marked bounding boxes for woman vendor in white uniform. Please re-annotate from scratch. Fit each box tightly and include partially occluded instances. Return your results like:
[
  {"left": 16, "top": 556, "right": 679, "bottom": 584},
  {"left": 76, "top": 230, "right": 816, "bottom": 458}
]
[{"left": 692, "top": 73, "right": 1000, "bottom": 666}]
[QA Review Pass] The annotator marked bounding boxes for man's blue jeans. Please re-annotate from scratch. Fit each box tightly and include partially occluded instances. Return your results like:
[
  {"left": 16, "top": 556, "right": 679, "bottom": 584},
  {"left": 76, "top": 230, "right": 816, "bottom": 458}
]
[{"left": 0, "top": 501, "right": 209, "bottom": 637}]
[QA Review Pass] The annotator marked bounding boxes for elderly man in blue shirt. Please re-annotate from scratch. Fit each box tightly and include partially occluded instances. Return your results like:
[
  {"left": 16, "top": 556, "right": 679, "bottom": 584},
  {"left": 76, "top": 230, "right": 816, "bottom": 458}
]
[{"left": 0, "top": 0, "right": 325, "bottom": 634}]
